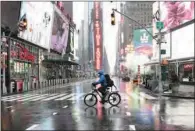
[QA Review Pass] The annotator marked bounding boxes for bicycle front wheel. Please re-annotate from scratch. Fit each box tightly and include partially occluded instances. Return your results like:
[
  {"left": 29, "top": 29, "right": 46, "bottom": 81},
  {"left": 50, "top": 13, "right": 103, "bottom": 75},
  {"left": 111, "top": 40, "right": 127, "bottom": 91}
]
[
  {"left": 108, "top": 92, "right": 121, "bottom": 106},
  {"left": 84, "top": 93, "right": 97, "bottom": 107}
]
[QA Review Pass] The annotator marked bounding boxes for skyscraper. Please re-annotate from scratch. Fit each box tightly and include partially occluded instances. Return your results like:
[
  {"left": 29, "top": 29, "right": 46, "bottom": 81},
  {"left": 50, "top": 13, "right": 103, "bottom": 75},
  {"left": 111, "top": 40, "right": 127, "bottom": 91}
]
[{"left": 123, "top": 2, "right": 153, "bottom": 48}]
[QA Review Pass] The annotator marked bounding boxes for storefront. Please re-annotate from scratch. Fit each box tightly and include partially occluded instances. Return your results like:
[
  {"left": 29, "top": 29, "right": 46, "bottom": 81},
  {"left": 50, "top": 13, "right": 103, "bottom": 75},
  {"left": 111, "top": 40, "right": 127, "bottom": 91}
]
[
  {"left": 178, "top": 62, "right": 194, "bottom": 84},
  {"left": 9, "top": 37, "right": 39, "bottom": 93}
]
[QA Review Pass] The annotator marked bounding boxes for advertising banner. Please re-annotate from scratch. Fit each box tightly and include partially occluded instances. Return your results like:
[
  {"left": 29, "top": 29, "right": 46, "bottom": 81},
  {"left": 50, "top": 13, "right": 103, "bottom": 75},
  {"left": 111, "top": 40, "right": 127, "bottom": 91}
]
[
  {"left": 18, "top": 2, "right": 54, "bottom": 49},
  {"left": 133, "top": 28, "right": 153, "bottom": 57},
  {"left": 51, "top": 7, "right": 69, "bottom": 54},
  {"left": 172, "top": 23, "right": 194, "bottom": 59},
  {"left": 93, "top": 2, "right": 103, "bottom": 70}
]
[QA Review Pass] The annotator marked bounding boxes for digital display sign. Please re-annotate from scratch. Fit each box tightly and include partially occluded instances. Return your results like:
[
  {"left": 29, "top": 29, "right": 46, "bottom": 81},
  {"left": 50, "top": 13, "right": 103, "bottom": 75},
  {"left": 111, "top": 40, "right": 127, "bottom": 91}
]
[{"left": 93, "top": 2, "right": 102, "bottom": 70}]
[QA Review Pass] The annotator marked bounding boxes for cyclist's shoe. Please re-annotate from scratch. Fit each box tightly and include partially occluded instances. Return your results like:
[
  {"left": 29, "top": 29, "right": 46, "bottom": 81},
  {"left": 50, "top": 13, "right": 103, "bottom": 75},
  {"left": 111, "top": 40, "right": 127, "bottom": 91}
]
[{"left": 100, "top": 100, "right": 105, "bottom": 104}]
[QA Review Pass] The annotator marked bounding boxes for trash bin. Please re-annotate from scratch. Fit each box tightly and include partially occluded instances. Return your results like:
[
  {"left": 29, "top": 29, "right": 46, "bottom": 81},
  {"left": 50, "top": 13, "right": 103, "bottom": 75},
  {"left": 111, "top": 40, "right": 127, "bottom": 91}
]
[{"left": 17, "top": 80, "right": 23, "bottom": 92}]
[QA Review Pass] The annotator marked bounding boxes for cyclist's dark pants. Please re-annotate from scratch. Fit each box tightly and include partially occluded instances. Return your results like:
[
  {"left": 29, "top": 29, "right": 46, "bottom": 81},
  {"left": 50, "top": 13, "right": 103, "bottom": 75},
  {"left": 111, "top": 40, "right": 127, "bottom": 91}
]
[{"left": 98, "top": 86, "right": 106, "bottom": 100}]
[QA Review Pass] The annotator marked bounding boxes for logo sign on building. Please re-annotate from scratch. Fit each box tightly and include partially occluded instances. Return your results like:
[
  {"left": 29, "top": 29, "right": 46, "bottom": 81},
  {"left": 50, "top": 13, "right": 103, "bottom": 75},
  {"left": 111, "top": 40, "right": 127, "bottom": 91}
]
[
  {"left": 133, "top": 28, "right": 153, "bottom": 57},
  {"left": 93, "top": 2, "right": 102, "bottom": 70}
]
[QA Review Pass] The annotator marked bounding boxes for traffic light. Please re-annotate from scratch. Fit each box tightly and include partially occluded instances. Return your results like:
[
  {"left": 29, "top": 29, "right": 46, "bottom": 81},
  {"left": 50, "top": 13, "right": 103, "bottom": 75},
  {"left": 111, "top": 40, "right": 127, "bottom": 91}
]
[
  {"left": 111, "top": 11, "right": 115, "bottom": 25},
  {"left": 18, "top": 16, "right": 27, "bottom": 32}
]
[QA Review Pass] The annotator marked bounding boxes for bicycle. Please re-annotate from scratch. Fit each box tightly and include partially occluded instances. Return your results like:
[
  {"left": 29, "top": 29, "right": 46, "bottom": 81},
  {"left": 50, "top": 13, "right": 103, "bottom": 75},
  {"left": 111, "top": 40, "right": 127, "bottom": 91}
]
[{"left": 84, "top": 84, "right": 121, "bottom": 107}]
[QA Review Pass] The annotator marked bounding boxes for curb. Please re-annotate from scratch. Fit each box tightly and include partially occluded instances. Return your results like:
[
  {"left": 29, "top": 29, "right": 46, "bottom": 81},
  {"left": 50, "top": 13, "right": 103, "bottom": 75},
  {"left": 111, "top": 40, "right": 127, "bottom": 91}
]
[{"left": 162, "top": 94, "right": 195, "bottom": 99}]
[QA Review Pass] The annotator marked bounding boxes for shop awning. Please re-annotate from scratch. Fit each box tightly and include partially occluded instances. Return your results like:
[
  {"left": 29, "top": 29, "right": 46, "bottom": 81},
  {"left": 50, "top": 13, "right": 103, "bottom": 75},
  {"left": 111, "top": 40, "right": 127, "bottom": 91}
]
[
  {"left": 42, "top": 59, "right": 79, "bottom": 65},
  {"left": 144, "top": 57, "right": 194, "bottom": 66}
]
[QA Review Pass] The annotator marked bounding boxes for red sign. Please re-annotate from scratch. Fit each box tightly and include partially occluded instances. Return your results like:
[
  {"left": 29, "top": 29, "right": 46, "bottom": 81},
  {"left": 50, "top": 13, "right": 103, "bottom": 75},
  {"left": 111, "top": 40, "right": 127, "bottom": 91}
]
[
  {"left": 184, "top": 64, "right": 193, "bottom": 70},
  {"left": 11, "top": 43, "right": 35, "bottom": 62},
  {"left": 94, "top": 2, "right": 102, "bottom": 70}
]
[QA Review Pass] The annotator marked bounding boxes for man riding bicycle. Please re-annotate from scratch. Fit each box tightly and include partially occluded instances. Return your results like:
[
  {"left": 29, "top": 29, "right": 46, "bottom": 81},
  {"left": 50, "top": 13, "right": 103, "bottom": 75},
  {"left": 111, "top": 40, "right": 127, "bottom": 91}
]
[{"left": 92, "top": 70, "right": 108, "bottom": 103}]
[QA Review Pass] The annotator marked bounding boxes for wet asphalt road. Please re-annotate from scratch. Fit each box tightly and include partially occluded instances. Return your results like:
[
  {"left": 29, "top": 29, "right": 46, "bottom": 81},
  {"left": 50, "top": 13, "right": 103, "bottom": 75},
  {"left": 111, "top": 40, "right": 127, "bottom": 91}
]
[{"left": 1, "top": 78, "right": 194, "bottom": 130}]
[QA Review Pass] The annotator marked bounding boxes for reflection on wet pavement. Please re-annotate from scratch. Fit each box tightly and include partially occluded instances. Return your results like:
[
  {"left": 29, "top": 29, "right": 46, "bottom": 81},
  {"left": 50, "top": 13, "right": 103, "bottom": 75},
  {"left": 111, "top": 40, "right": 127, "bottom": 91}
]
[{"left": 1, "top": 78, "right": 194, "bottom": 130}]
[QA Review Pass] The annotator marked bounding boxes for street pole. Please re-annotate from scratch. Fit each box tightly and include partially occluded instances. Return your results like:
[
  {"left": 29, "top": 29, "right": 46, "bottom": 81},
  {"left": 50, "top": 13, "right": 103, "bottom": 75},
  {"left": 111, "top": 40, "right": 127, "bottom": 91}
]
[{"left": 157, "top": 1, "right": 163, "bottom": 96}]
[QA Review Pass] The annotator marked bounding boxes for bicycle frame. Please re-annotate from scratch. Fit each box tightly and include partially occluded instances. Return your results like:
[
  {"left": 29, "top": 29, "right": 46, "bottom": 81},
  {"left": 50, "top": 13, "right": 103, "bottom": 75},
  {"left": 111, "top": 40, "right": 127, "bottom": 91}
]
[{"left": 90, "top": 84, "right": 118, "bottom": 99}]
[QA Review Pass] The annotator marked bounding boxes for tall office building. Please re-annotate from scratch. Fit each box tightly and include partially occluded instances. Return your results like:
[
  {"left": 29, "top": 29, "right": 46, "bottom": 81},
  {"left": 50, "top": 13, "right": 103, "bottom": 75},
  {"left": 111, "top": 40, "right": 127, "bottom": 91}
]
[{"left": 123, "top": 2, "right": 153, "bottom": 47}]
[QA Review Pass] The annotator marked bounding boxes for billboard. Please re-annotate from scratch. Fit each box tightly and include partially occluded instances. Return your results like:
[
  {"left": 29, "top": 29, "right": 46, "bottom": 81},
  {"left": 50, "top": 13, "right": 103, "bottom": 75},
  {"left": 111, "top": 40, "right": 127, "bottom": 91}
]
[
  {"left": 18, "top": 2, "right": 54, "bottom": 49},
  {"left": 93, "top": 2, "right": 103, "bottom": 70},
  {"left": 133, "top": 28, "right": 153, "bottom": 57},
  {"left": 172, "top": 23, "right": 194, "bottom": 59},
  {"left": 153, "top": 2, "right": 194, "bottom": 34},
  {"left": 51, "top": 7, "right": 69, "bottom": 53}
]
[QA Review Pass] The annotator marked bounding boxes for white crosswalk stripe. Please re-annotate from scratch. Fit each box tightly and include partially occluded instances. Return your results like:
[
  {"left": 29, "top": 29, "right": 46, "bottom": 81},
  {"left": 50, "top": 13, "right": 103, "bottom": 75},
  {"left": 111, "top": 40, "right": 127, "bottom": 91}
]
[
  {"left": 18, "top": 94, "right": 50, "bottom": 101},
  {"left": 1, "top": 94, "right": 36, "bottom": 100},
  {"left": 31, "top": 95, "right": 51, "bottom": 101},
  {"left": 42, "top": 94, "right": 67, "bottom": 101},
  {"left": 1, "top": 92, "right": 136, "bottom": 102},
  {"left": 55, "top": 93, "right": 75, "bottom": 101},
  {"left": 1, "top": 94, "right": 40, "bottom": 101},
  {"left": 67, "top": 93, "right": 85, "bottom": 100}
]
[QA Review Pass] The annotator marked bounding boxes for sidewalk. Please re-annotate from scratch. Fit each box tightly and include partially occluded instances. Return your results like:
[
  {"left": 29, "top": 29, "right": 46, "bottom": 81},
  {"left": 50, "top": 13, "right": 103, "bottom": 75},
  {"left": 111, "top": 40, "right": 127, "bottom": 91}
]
[
  {"left": 162, "top": 84, "right": 194, "bottom": 99},
  {"left": 140, "top": 84, "right": 195, "bottom": 99}
]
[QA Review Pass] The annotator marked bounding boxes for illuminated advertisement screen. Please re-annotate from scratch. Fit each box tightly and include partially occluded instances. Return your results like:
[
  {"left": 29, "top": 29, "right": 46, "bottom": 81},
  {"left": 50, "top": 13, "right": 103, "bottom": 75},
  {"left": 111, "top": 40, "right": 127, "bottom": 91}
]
[
  {"left": 133, "top": 28, "right": 153, "bottom": 57},
  {"left": 18, "top": 2, "right": 54, "bottom": 49},
  {"left": 51, "top": 7, "right": 69, "bottom": 53},
  {"left": 172, "top": 23, "right": 194, "bottom": 59},
  {"left": 93, "top": 2, "right": 103, "bottom": 70}
]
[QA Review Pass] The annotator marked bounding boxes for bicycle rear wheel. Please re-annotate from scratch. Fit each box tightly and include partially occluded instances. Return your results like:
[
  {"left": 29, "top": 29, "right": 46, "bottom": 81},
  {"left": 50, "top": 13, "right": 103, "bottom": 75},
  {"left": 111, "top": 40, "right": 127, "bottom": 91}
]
[
  {"left": 84, "top": 93, "right": 97, "bottom": 107},
  {"left": 108, "top": 92, "right": 121, "bottom": 106}
]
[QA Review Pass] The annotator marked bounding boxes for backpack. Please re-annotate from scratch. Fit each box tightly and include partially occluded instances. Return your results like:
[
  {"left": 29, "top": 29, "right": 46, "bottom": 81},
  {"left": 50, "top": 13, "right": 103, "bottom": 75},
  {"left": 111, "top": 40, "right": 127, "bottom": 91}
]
[{"left": 104, "top": 74, "right": 114, "bottom": 87}]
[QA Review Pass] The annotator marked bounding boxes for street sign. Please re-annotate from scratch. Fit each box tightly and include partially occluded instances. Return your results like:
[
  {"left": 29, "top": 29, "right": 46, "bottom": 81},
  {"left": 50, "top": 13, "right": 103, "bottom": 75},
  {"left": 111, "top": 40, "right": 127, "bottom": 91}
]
[
  {"left": 161, "top": 49, "right": 166, "bottom": 54},
  {"left": 156, "top": 21, "right": 164, "bottom": 30}
]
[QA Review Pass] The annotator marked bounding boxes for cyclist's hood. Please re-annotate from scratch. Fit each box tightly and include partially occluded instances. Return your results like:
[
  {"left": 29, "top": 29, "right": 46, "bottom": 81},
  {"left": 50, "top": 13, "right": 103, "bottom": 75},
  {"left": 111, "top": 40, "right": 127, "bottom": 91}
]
[{"left": 98, "top": 70, "right": 104, "bottom": 76}]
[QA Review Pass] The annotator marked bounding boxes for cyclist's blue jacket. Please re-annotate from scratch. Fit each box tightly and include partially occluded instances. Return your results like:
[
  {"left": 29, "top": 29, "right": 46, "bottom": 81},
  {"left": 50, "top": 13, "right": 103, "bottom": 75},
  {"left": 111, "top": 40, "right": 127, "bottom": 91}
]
[{"left": 93, "top": 71, "right": 107, "bottom": 88}]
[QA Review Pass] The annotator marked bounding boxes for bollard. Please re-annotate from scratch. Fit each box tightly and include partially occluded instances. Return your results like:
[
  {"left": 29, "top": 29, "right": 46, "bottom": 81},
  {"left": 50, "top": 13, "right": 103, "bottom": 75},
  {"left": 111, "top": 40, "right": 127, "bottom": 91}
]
[{"left": 38, "top": 81, "right": 40, "bottom": 89}]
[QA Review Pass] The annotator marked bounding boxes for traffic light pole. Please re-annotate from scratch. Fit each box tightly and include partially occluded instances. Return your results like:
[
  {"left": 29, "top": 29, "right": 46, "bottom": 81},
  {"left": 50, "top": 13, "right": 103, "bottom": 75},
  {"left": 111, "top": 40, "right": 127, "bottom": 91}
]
[{"left": 112, "top": 7, "right": 163, "bottom": 96}]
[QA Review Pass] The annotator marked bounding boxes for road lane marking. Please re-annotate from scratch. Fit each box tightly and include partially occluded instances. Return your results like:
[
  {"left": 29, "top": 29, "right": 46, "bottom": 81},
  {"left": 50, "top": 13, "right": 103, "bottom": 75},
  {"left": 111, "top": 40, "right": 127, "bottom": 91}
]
[
  {"left": 1, "top": 94, "right": 36, "bottom": 100},
  {"left": 129, "top": 125, "right": 136, "bottom": 130},
  {"left": 139, "top": 92, "right": 156, "bottom": 100},
  {"left": 2, "top": 94, "right": 41, "bottom": 101},
  {"left": 55, "top": 93, "right": 75, "bottom": 101},
  {"left": 31, "top": 95, "right": 50, "bottom": 101},
  {"left": 126, "top": 112, "right": 131, "bottom": 116},
  {"left": 18, "top": 94, "right": 49, "bottom": 101},
  {"left": 67, "top": 93, "right": 85, "bottom": 100},
  {"left": 26, "top": 124, "right": 39, "bottom": 130},
  {"left": 42, "top": 94, "right": 67, "bottom": 101},
  {"left": 63, "top": 105, "right": 68, "bottom": 108},
  {"left": 53, "top": 112, "right": 58, "bottom": 115}
]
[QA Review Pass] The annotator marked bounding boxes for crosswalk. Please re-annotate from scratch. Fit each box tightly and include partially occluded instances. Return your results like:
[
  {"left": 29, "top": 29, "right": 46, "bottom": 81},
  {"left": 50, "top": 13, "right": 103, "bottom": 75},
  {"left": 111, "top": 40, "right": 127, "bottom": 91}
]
[{"left": 1, "top": 92, "right": 157, "bottom": 102}]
